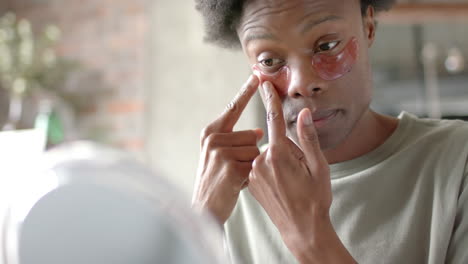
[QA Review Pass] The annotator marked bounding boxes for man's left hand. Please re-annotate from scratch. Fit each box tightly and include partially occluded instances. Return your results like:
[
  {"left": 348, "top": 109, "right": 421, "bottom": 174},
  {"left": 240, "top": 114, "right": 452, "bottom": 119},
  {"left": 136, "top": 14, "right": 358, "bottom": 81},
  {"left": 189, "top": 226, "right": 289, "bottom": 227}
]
[{"left": 248, "top": 81, "right": 356, "bottom": 264}]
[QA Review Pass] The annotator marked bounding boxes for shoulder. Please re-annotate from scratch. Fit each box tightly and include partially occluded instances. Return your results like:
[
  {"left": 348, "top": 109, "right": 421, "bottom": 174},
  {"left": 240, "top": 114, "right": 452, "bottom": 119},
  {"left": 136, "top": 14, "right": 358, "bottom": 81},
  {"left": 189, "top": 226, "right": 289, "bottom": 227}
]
[
  {"left": 403, "top": 111, "right": 468, "bottom": 132},
  {"left": 400, "top": 112, "right": 468, "bottom": 147},
  {"left": 400, "top": 112, "right": 468, "bottom": 178}
]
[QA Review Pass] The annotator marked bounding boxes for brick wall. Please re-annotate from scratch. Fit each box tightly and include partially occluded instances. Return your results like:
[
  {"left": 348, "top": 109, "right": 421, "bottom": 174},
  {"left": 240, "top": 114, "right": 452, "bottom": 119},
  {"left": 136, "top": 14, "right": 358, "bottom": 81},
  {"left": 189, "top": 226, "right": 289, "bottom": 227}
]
[
  {"left": 1, "top": 0, "right": 150, "bottom": 157},
  {"left": 1, "top": 1, "right": 262, "bottom": 194}
]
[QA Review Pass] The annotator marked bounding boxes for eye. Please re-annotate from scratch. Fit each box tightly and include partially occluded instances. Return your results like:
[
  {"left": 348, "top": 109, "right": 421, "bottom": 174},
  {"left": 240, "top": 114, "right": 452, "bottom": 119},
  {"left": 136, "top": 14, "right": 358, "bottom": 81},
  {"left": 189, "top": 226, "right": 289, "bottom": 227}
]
[
  {"left": 316, "top": 41, "right": 340, "bottom": 53},
  {"left": 260, "top": 58, "right": 284, "bottom": 68}
]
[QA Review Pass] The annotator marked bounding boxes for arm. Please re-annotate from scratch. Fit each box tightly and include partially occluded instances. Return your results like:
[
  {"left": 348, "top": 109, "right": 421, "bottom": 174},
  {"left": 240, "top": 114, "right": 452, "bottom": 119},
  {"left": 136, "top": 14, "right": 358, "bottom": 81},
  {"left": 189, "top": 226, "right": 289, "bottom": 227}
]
[{"left": 292, "top": 218, "right": 357, "bottom": 264}]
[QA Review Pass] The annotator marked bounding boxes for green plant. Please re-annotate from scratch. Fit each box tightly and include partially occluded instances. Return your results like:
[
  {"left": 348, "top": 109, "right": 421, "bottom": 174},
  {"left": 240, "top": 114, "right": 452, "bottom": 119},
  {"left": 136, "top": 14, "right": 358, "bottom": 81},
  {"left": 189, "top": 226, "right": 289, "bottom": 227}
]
[{"left": 0, "top": 12, "right": 77, "bottom": 102}]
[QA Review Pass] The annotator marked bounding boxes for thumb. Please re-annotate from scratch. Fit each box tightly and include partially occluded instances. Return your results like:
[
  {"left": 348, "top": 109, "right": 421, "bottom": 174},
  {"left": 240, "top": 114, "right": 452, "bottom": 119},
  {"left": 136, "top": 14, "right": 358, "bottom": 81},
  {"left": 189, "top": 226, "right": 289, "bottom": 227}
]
[{"left": 297, "top": 108, "right": 327, "bottom": 173}]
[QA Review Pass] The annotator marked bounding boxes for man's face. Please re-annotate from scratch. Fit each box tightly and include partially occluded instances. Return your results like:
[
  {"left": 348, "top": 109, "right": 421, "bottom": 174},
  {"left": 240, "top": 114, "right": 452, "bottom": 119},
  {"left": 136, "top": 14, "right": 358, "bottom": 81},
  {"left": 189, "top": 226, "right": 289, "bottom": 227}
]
[{"left": 237, "top": 0, "right": 375, "bottom": 150}]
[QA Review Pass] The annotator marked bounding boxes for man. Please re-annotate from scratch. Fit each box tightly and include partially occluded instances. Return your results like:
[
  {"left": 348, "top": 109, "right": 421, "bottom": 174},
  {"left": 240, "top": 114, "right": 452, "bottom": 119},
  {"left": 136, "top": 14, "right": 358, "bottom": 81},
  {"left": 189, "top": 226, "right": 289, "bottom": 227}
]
[{"left": 192, "top": 0, "right": 468, "bottom": 263}]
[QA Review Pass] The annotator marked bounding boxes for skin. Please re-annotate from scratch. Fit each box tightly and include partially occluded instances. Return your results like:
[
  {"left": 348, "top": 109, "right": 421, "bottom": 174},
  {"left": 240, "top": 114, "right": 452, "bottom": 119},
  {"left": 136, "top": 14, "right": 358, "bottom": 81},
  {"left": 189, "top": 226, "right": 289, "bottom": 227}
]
[
  {"left": 193, "top": 0, "right": 399, "bottom": 263},
  {"left": 239, "top": 0, "right": 398, "bottom": 163},
  {"left": 253, "top": 64, "right": 291, "bottom": 96},
  {"left": 253, "top": 37, "right": 359, "bottom": 95},
  {"left": 311, "top": 37, "right": 359, "bottom": 81}
]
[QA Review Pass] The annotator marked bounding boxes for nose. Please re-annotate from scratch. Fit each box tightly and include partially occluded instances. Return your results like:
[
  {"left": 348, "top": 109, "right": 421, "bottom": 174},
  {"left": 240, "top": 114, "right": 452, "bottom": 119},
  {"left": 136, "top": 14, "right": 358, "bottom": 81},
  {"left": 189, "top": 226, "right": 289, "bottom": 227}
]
[{"left": 287, "top": 61, "right": 327, "bottom": 98}]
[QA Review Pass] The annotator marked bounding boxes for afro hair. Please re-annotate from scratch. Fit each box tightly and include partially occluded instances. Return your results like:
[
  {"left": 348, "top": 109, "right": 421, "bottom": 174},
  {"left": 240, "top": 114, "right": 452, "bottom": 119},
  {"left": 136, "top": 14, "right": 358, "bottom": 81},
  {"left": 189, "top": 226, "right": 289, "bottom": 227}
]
[{"left": 195, "top": 0, "right": 396, "bottom": 48}]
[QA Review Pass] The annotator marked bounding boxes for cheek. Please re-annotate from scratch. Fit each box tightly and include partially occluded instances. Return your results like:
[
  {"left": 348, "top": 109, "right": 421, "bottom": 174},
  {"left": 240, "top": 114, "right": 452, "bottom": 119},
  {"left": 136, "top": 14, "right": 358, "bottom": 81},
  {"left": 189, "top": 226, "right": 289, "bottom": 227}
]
[
  {"left": 252, "top": 66, "right": 290, "bottom": 96},
  {"left": 312, "top": 37, "right": 359, "bottom": 81}
]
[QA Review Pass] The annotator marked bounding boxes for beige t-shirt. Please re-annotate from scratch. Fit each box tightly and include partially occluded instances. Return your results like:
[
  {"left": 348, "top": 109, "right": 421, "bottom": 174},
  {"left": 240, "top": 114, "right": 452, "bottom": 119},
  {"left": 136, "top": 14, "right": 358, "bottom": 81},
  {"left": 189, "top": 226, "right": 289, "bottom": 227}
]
[{"left": 225, "top": 112, "right": 468, "bottom": 264}]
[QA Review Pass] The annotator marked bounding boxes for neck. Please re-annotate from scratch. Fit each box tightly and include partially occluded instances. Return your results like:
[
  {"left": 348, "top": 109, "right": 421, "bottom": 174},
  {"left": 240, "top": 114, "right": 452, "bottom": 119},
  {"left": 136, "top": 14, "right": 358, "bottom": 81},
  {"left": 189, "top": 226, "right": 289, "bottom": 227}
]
[{"left": 323, "top": 109, "right": 399, "bottom": 164}]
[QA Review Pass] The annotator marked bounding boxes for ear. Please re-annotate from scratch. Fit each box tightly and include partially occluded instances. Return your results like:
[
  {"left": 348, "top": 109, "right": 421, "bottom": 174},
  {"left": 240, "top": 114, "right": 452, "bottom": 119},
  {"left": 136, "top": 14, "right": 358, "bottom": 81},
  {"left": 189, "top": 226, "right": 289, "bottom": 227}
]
[{"left": 363, "top": 5, "right": 376, "bottom": 48}]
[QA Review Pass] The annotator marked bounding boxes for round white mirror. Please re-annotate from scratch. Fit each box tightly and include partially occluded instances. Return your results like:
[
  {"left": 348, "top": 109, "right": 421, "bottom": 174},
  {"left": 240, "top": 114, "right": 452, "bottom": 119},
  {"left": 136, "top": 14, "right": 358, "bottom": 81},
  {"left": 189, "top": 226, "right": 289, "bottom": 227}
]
[{"left": 1, "top": 142, "right": 226, "bottom": 264}]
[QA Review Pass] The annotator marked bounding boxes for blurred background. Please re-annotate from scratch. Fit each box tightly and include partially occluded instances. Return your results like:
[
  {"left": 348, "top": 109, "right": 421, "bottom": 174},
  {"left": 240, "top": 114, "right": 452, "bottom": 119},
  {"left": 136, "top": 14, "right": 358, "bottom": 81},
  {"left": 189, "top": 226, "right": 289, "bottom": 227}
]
[{"left": 0, "top": 0, "right": 467, "bottom": 196}]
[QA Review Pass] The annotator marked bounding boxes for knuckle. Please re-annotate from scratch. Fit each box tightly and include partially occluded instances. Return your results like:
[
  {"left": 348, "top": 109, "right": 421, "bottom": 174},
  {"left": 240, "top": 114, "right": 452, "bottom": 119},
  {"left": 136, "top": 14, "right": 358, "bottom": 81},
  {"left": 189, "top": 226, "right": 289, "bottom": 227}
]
[
  {"left": 267, "top": 156, "right": 280, "bottom": 169},
  {"left": 249, "top": 167, "right": 258, "bottom": 180},
  {"left": 210, "top": 148, "right": 225, "bottom": 162},
  {"left": 251, "top": 156, "right": 266, "bottom": 174},
  {"left": 268, "top": 145, "right": 281, "bottom": 158},
  {"left": 257, "top": 152, "right": 267, "bottom": 162},
  {"left": 200, "top": 125, "right": 214, "bottom": 142},
  {"left": 265, "top": 152, "right": 274, "bottom": 163},
  {"left": 204, "top": 133, "right": 219, "bottom": 149},
  {"left": 251, "top": 159, "right": 260, "bottom": 171},
  {"left": 200, "top": 128, "right": 209, "bottom": 141},
  {"left": 266, "top": 153, "right": 280, "bottom": 167},
  {"left": 248, "top": 172, "right": 257, "bottom": 184},
  {"left": 240, "top": 84, "right": 250, "bottom": 96},
  {"left": 265, "top": 90, "right": 273, "bottom": 103},
  {"left": 302, "top": 130, "right": 319, "bottom": 143},
  {"left": 266, "top": 111, "right": 279, "bottom": 122},
  {"left": 224, "top": 100, "right": 238, "bottom": 114}
]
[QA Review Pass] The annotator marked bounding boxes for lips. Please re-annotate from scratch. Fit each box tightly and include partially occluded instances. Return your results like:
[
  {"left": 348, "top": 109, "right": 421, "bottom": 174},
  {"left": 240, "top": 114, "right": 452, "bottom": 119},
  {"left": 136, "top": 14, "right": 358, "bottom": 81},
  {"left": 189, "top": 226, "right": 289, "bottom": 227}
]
[
  {"left": 312, "top": 109, "right": 337, "bottom": 121},
  {"left": 287, "top": 109, "right": 339, "bottom": 126}
]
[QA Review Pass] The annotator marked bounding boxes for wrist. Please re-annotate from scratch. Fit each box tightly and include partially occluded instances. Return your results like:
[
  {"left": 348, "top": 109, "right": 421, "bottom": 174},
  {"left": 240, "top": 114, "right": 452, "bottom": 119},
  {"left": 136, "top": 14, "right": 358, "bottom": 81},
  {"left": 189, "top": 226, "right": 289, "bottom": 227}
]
[{"left": 287, "top": 216, "right": 357, "bottom": 264}]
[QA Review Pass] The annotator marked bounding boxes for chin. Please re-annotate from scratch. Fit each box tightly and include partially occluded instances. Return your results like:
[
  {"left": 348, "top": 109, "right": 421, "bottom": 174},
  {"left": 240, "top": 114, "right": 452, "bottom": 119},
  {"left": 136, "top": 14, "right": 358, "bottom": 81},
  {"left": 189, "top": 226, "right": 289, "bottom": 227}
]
[
  {"left": 287, "top": 128, "right": 345, "bottom": 151},
  {"left": 317, "top": 132, "right": 347, "bottom": 151}
]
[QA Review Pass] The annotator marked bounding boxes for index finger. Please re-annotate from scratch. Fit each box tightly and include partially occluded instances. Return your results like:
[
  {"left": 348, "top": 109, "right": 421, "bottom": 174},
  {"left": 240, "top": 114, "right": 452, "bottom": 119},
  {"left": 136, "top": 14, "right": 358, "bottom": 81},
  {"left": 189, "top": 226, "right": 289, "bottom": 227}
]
[
  {"left": 260, "top": 81, "right": 286, "bottom": 144},
  {"left": 212, "top": 75, "right": 259, "bottom": 132}
]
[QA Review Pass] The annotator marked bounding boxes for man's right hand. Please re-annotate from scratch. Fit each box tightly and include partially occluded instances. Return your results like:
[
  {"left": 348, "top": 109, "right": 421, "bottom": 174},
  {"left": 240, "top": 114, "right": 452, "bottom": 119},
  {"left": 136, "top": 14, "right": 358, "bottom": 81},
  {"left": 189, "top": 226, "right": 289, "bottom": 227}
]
[{"left": 192, "top": 75, "right": 263, "bottom": 224}]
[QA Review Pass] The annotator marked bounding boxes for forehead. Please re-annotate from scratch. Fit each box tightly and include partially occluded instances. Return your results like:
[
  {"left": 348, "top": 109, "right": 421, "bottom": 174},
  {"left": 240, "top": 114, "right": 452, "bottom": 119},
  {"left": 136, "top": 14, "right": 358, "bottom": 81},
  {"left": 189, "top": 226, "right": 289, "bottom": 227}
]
[{"left": 239, "top": 0, "right": 358, "bottom": 32}]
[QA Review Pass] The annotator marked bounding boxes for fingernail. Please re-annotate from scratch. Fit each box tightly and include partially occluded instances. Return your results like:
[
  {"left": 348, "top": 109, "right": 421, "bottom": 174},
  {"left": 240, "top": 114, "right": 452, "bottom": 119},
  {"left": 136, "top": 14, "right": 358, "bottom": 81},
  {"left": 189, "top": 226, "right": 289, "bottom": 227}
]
[{"left": 303, "top": 109, "right": 313, "bottom": 125}]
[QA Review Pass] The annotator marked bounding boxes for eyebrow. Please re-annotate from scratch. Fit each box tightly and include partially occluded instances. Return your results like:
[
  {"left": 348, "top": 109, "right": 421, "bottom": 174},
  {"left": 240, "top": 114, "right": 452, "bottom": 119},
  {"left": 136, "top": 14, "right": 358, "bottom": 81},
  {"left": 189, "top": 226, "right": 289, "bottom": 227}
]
[
  {"left": 244, "top": 32, "right": 279, "bottom": 44},
  {"left": 243, "top": 15, "right": 343, "bottom": 45},
  {"left": 300, "top": 15, "right": 343, "bottom": 34}
]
